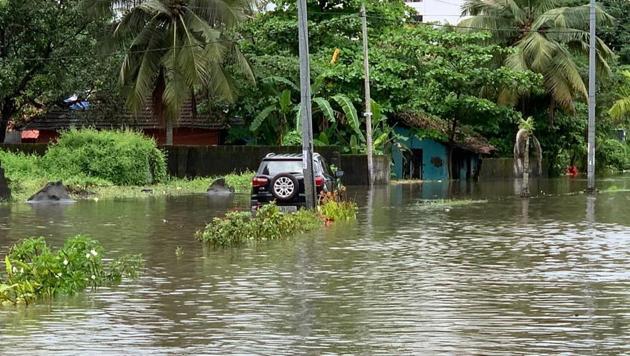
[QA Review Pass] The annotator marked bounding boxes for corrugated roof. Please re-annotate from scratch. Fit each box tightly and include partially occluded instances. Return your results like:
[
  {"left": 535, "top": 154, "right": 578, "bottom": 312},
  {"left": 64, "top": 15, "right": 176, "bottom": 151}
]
[{"left": 396, "top": 112, "right": 496, "bottom": 155}]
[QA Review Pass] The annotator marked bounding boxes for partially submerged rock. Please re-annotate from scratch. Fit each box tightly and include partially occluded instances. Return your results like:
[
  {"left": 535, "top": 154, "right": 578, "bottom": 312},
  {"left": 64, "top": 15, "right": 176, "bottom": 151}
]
[
  {"left": 27, "top": 181, "right": 75, "bottom": 203},
  {"left": 207, "top": 177, "right": 234, "bottom": 196},
  {"left": 0, "top": 165, "right": 10, "bottom": 201}
]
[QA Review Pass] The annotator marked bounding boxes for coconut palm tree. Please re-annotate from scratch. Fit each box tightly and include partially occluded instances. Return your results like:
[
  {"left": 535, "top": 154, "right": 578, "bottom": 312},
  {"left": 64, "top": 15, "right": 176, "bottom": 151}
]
[
  {"left": 460, "top": 0, "right": 615, "bottom": 112},
  {"left": 90, "top": 0, "right": 253, "bottom": 145},
  {"left": 514, "top": 117, "right": 542, "bottom": 198},
  {"left": 609, "top": 70, "right": 630, "bottom": 121}
]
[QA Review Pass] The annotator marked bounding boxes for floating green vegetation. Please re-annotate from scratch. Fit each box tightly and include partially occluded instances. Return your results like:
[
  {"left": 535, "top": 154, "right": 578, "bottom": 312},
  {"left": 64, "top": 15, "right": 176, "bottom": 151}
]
[
  {"left": 600, "top": 185, "right": 630, "bottom": 193},
  {"left": 416, "top": 199, "right": 488, "bottom": 209},
  {"left": 0, "top": 235, "right": 143, "bottom": 306},
  {"left": 197, "top": 200, "right": 357, "bottom": 247}
]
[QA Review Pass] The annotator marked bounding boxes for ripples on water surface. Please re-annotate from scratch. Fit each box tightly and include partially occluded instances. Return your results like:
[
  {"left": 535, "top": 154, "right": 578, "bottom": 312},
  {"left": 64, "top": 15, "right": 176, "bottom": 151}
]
[{"left": 0, "top": 177, "right": 629, "bottom": 354}]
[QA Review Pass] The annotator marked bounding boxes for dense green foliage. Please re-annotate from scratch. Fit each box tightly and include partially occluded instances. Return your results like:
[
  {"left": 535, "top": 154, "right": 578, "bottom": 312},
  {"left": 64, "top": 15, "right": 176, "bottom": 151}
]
[
  {"left": 42, "top": 129, "right": 166, "bottom": 185},
  {"left": 85, "top": 0, "right": 254, "bottom": 145},
  {"left": 197, "top": 201, "right": 357, "bottom": 246},
  {"left": 461, "top": 0, "right": 614, "bottom": 111},
  {"left": 0, "top": 0, "right": 119, "bottom": 142},
  {"left": 2, "top": 0, "right": 629, "bottom": 174},
  {"left": 233, "top": 0, "right": 540, "bottom": 157},
  {"left": 0, "top": 235, "right": 143, "bottom": 305}
]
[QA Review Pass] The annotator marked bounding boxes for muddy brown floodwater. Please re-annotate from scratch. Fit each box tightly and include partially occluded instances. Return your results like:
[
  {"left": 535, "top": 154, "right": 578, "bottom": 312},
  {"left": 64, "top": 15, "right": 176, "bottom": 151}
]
[{"left": 1, "top": 176, "right": 629, "bottom": 354}]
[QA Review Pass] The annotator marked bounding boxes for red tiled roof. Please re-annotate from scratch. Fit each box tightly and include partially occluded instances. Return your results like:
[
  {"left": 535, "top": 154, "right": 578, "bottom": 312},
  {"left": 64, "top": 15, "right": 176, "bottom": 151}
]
[{"left": 20, "top": 100, "right": 239, "bottom": 131}]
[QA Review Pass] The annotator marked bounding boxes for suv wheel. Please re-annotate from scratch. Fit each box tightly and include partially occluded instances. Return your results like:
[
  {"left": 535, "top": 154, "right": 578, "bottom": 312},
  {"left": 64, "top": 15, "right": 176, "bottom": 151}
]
[{"left": 270, "top": 173, "right": 299, "bottom": 201}]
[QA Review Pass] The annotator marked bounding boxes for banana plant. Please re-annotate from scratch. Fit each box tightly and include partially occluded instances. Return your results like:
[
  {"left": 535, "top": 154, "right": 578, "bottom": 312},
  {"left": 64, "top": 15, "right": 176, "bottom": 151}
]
[{"left": 250, "top": 75, "right": 360, "bottom": 146}]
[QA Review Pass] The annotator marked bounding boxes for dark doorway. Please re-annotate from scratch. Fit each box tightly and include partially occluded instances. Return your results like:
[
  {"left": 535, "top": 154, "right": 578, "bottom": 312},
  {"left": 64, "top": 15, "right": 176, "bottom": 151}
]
[
  {"left": 411, "top": 149, "right": 422, "bottom": 179},
  {"left": 402, "top": 149, "right": 423, "bottom": 179}
]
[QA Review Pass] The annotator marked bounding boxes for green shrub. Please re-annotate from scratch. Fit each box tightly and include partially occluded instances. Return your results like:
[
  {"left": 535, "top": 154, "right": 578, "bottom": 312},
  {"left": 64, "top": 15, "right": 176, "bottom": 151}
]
[
  {"left": 41, "top": 129, "right": 166, "bottom": 185},
  {"left": 0, "top": 235, "right": 143, "bottom": 305},
  {"left": 0, "top": 150, "right": 43, "bottom": 180},
  {"left": 318, "top": 200, "right": 357, "bottom": 221},
  {"left": 596, "top": 138, "right": 628, "bottom": 171},
  {"left": 224, "top": 170, "right": 255, "bottom": 193},
  {"left": 198, "top": 200, "right": 358, "bottom": 247}
]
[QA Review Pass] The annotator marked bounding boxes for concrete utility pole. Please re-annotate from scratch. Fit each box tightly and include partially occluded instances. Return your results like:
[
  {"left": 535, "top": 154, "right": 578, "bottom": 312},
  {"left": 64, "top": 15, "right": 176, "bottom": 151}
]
[
  {"left": 587, "top": 0, "right": 596, "bottom": 193},
  {"left": 297, "top": 0, "right": 316, "bottom": 208},
  {"left": 361, "top": 3, "right": 374, "bottom": 187}
]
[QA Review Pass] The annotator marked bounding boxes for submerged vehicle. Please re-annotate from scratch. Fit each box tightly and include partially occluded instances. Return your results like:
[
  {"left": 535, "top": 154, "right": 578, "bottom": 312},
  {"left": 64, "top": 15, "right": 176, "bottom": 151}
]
[{"left": 250, "top": 153, "right": 343, "bottom": 213}]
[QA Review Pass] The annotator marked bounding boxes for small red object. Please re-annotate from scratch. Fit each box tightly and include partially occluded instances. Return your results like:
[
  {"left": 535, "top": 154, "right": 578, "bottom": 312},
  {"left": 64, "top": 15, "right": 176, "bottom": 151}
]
[{"left": 566, "top": 166, "right": 578, "bottom": 177}]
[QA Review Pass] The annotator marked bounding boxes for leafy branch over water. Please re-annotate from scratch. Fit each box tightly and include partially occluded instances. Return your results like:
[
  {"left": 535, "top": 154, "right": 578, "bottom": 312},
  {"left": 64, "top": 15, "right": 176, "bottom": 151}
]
[{"left": 0, "top": 236, "right": 143, "bottom": 306}]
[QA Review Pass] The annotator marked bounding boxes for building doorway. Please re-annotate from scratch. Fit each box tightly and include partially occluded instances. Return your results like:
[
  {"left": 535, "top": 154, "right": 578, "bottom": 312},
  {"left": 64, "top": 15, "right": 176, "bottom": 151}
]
[{"left": 403, "top": 149, "right": 423, "bottom": 179}]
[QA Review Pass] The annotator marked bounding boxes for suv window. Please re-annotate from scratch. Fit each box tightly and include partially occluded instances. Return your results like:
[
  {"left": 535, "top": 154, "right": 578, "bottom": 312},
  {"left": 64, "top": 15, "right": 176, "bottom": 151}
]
[{"left": 259, "top": 160, "right": 303, "bottom": 176}]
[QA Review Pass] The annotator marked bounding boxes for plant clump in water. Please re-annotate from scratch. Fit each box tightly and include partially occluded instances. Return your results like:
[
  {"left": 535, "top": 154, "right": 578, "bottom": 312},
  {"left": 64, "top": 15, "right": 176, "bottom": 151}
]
[
  {"left": 0, "top": 235, "right": 143, "bottom": 306},
  {"left": 416, "top": 199, "right": 488, "bottom": 209},
  {"left": 197, "top": 200, "right": 357, "bottom": 247}
]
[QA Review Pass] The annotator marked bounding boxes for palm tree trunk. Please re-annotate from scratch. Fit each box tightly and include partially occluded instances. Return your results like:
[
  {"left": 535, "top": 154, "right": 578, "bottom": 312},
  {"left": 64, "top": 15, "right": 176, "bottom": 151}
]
[
  {"left": 152, "top": 70, "right": 173, "bottom": 145},
  {"left": 521, "top": 136, "right": 530, "bottom": 198},
  {"left": 166, "top": 119, "right": 174, "bottom": 146}
]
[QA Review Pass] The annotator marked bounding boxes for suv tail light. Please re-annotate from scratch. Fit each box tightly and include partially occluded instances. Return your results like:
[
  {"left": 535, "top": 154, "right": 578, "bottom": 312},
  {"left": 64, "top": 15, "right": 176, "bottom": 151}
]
[
  {"left": 252, "top": 177, "right": 269, "bottom": 187},
  {"left": 315, "top": 176, "right": 325, "bottom": 187}
]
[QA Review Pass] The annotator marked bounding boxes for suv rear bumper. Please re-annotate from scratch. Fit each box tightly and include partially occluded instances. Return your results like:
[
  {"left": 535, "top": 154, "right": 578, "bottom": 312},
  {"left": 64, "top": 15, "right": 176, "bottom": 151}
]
[{"left": 251, "top": 190, "right": 321, "bottom": 213}]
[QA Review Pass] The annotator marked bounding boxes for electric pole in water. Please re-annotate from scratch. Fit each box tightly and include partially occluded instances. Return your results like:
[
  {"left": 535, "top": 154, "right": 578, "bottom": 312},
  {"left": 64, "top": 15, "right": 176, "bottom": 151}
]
[
  {"left": 297, "top": 0, "right": 316, "bottom": 208},
  {"left": 587, "top": 0, "right": 596, "bottom": 193},
  {"left": 361, "top": 3, "right": 374, "bottom": 187}
]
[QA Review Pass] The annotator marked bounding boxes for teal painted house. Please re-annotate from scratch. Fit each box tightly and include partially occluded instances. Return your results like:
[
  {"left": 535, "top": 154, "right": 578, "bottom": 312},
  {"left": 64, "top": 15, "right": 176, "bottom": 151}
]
[{"left": 392, "top": 117, "right": 495, "bottom": 181}]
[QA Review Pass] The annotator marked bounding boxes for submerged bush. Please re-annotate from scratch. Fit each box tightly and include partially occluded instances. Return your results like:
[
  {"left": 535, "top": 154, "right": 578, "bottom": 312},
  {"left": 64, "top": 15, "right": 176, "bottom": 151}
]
[
  {"left": 0, "top": 235, "right": 143, "bottom": 305},
  {"left": 197, "top": 204, "right": 322, "bottom": 246},
  {"left": 197, "top": 200, "right": 358, "bottom": 246},
  {"left": 318, "top": 191, "right": 357, "bottom": 222},
  {"left": 41, "top": 129, "right": 167, "bottom": 185}
]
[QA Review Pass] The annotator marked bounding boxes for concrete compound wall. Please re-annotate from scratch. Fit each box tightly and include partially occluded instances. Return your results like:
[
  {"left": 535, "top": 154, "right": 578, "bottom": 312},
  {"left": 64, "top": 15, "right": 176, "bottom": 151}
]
[
  {"left": 164, "top": 145, "right": 342, "bottom": 177},
  {"left": 0, "top": 144, "right": 386, "bottom": 185},
  {"left": 479, "top": 157, "right": 548, "bottom": 179},
  {"left": 339, "top": 155, "right": 391, "bottom": 185}
]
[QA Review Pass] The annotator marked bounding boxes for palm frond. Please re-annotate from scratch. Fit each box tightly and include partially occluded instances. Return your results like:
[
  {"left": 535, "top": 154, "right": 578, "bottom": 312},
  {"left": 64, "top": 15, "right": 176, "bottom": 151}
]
[
  {"left": 262, "top": 76, "right": 299, "bottom": 91},
  {"left": 534, "top": 4, "right": 614, "bottom": 31},
  {"left": 313, "top": 97, "right": 335, "bottom": 123},
  {"left": 609, "top": 97, "right": 630, "bottom": 120},
  {"left": 250, "top": 105, "right": 276, "bottom": 131},
  {"left": 332, "top": 94, "right": 364, "bottom": 141}
]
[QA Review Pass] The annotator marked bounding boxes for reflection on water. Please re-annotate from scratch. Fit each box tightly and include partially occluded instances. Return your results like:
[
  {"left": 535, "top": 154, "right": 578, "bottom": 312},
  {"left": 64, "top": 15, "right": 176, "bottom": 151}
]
[{"left": 1, "top": 177, "right": 630, "bottom": 354}]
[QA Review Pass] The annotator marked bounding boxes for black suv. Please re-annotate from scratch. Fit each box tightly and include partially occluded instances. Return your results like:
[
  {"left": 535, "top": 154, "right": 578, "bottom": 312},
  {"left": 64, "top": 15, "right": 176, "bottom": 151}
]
[{"left": 251, "top": 153, "right": 342, "bottom": 213}]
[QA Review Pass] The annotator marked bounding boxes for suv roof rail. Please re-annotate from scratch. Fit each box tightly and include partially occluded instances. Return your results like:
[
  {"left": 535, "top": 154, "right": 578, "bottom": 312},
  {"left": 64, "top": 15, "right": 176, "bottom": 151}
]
[{"left": 263, "top": 153, "right": 322, "bottom": 159}]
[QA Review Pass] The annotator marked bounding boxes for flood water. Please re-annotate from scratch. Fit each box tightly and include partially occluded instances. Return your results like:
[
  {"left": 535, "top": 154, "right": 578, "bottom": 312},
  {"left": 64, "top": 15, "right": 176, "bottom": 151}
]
[{"left": 1, "top": 177, "right": 630, "bottom": 354}]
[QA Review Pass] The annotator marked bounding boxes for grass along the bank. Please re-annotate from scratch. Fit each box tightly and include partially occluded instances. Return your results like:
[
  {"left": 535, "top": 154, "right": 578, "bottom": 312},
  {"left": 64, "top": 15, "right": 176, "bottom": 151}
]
[
  {"left": 67, "top": 172, "right": 255, "bottom": 201},
  {"left": 197, "top": 200, "right": 358, "bottom": 247},
  {"left": 0, "top": 146, "right": 254, "bottom": 201},
  {"left": 0, "top": 235, "right": 143, "bottom": 306},
  {"left": 0, "top": 129, "right": 255, "bottom": 202}
]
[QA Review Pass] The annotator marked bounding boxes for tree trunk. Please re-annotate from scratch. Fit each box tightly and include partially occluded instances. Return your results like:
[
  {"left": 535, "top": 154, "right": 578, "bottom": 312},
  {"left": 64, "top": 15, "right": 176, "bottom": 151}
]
[
  {"left": 152, "top": 70, "right": 171, "bottom": 145},
  {"left": 447, "top": 119, "right": 458, "bottom": 179},
  {"left": 0, "top": 113, "right": 8, "bottom": 144},
  {"left": 0, "top": 99, "right": 15, "bottom": 144},
  {"left": 166, "top": 119, "right": 173, "bottom": 146},
  {"left": 521, "top": 136, "right": 530, "bottom": 198}
]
